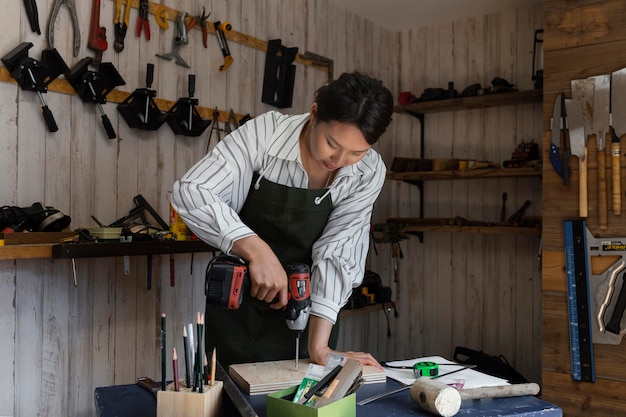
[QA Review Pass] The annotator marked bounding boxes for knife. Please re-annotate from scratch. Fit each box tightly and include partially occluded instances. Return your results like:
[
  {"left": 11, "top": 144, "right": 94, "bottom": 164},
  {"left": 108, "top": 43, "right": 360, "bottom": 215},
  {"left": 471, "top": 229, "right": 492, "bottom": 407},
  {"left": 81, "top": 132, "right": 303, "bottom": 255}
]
[
  {"left": 550, "top": 93, "right": 570, "bottom": 185},
  {"left": 590, "top": 74, "right": 611, "bottom": 228},
  {"left": 566, "top": 91, "right": 589, "bottom": 218},
  {"left": 611, "top": 68, "right": 626, "bottom": 215}
]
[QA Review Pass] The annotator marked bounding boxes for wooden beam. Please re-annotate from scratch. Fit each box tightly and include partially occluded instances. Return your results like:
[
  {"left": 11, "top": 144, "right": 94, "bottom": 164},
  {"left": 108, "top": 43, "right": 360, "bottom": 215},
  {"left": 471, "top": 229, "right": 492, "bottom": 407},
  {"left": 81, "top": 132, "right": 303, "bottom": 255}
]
[
  {"left": 109, "top": 0, "right": 331, "bottom": 70},
  {"left": 0, "top": 66, "right": 245, "bottom": 124}
]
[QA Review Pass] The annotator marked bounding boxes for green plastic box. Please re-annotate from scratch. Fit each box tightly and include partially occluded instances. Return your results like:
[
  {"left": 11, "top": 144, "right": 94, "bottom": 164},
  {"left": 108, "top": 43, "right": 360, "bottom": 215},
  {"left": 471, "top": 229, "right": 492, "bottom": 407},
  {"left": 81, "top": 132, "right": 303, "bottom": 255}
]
[{"left": 266, "top": 385, "right": 356, "bottom": 417}]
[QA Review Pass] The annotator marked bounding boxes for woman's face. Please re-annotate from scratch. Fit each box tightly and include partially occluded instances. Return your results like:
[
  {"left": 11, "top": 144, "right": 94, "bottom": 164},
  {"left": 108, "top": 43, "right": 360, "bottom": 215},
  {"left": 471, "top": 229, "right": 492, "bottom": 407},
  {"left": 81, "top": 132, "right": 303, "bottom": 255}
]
[{"left": 308, "top": 105, "right": 371, "bottom": 171}]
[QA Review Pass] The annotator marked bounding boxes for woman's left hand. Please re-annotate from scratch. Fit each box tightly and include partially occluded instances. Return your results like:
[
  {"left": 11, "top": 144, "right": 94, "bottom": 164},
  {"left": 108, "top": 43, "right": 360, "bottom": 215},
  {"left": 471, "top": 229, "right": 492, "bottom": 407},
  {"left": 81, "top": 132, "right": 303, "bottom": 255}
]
[{"left": 307, "top": 315, "right": 384, "bottom": 370}]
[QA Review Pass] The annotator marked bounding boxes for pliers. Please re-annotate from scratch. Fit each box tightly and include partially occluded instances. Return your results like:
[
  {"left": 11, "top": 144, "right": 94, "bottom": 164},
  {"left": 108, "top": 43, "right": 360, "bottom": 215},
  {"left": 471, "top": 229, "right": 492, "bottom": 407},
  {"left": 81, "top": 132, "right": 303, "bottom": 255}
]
[
  {"left": 114, "top": 0, "right": 131, "bottom": 52},
  {"left": 186, "top": 7, "right": 210, "bottom": 48},
  {"left": 47, "top": 0, "right": 81, "bottom": 57},
  {"left": 136, "top": 0, "right": 151, "bottom": 40},
  {"left": 23, "top": 0, "right": 41, "bottom": 35}
]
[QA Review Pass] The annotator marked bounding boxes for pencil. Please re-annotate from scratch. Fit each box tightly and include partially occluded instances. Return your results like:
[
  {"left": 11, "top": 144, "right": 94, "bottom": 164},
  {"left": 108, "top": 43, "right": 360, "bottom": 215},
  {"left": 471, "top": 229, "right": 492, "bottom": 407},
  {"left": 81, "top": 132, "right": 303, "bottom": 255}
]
[
  {"left": 183, "top": 326, "right": 191, "bottom": 388},
  {"left": 161, "top": 313, "right": 166, "bottom": 391},
  {"left": 197, "top": 312, "right": 204, "bottom": 393},
  {"left": 173, "top": 347, "right": 180, "bottom": 391},
  {"left": 210, "top": 347, "right": 216, "bottom": 387}
]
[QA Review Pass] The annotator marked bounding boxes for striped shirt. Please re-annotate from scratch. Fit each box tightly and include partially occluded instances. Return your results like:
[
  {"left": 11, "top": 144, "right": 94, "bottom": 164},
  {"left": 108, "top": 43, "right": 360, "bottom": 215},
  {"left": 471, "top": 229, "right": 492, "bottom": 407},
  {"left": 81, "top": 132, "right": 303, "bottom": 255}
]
[{"left": 172, "top": 111, "right": 386, "bottom": 324}]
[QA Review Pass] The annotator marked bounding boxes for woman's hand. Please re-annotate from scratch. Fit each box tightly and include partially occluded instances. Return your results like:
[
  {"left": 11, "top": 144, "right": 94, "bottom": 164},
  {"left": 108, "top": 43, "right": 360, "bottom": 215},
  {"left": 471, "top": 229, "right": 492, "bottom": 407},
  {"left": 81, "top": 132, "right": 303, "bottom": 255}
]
[
  {"left": 307, "top": 315, "right": 383, "bottom": 370},
  {"left": 231, "top": 235, "right": 288, "bottom": 309}
]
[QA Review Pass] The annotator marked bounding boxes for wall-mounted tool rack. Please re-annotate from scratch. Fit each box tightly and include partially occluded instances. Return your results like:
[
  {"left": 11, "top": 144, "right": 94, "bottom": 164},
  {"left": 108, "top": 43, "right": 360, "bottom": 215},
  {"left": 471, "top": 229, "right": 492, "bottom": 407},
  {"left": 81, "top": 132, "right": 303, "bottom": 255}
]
[{"left": 0, "top": 0, "right": 333, "bottom": 124}]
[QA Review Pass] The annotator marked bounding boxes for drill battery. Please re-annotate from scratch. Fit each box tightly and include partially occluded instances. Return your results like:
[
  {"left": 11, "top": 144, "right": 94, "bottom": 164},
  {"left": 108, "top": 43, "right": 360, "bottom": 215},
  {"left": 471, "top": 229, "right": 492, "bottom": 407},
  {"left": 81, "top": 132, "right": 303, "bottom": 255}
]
[{"left": 205, "top": 255, "right": 250, "bottom": 309}]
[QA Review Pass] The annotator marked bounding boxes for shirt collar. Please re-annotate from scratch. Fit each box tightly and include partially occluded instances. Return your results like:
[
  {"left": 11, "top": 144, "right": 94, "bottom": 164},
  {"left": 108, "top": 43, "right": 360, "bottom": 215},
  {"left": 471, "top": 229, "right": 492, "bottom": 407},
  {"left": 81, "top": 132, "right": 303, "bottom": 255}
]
[{"left": 267, "top": 112, "right": 378, "bottom": 176}]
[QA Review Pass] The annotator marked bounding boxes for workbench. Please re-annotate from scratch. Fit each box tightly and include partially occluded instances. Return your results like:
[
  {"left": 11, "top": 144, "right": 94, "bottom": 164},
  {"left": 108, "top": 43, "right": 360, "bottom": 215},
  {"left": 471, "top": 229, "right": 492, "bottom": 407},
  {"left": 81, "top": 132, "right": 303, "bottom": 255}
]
[{"left": 94, "top": 377, "right": 562, "bottom": 417}]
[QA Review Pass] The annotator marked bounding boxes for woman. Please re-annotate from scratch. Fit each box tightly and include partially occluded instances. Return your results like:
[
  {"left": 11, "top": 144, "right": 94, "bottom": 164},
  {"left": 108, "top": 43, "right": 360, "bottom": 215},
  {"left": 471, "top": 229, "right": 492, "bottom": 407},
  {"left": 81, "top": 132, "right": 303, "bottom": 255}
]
[{"left": 172, "top": 71, "right": 393, "bottom": 369}]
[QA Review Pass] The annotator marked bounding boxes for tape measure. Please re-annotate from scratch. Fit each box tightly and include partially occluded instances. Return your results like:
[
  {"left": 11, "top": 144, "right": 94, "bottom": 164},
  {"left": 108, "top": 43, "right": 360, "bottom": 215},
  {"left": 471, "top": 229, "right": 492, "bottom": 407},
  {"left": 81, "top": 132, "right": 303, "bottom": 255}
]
[
  {"left": 563, "top": 220, "right": 595, "bottom": 382},
  {"left": 413, "top": 361, "right": 439, "bottom": 378}
]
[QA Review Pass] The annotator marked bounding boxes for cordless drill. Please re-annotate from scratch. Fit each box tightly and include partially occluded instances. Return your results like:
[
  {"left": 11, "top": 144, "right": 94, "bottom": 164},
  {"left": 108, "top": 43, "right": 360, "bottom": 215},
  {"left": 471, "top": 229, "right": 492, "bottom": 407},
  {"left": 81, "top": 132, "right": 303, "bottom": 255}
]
[{"left": 205, "top": 255, "right": 311, "bottom": 368}]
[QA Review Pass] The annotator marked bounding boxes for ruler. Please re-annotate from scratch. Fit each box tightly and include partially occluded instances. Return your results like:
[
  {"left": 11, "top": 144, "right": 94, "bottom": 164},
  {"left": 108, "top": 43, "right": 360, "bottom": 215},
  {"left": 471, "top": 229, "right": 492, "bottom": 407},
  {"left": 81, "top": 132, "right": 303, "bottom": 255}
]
[{"left": 563, "top": 220, "right": 595, "bottom": 382}]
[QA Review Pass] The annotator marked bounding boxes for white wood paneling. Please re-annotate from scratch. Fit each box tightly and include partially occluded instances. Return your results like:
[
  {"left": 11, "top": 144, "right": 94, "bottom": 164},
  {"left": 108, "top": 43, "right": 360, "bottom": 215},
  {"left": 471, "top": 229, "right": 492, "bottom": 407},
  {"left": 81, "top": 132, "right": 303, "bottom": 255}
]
[{"left": 0, "top": 1, "right": 541, "bottom": 415}]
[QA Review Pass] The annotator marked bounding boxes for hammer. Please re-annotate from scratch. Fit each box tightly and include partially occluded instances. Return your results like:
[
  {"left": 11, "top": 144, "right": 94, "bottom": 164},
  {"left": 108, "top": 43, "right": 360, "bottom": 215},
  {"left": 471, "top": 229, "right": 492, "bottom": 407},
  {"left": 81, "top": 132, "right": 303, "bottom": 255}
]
[{"left": 409, "top": 378, "right": 540, "bottom": 417}]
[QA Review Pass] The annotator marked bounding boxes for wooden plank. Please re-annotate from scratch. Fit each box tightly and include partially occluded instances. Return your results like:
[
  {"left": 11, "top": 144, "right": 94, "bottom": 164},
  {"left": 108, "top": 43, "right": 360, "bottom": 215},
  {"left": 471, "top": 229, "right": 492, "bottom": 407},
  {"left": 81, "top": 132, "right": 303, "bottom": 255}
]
[
  {"left": 544, "top": 0, "right": 626, "bottom": 51},
  {"left": 0, "top": 245, "right": 53, "bottom": 260},
  {"left": 395, "top": 90, "right": 542, "bottom": 114},
  {"left": 542, "top": 370, "right": 626, "bottom": 417},
  {"left": 228, "top": 358, "right": 385, "bottom": 395},
  {"left": 0, "top": 254, "right": 16, "bottom": 415},
  {"left": 2, "top": 232, "right": 76, "bottom": 245},
  {"left": 387, "top": 167, "right": 541, "bottom": 180},
  {"left": 14, "top": 260, "right": 45, "bottom": 417}
]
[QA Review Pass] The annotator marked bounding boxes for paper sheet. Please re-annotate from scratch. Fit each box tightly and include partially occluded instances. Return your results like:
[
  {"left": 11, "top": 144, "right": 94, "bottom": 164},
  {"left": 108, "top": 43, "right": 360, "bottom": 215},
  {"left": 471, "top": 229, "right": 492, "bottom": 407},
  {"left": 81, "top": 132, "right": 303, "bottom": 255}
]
[{"left": 383, "top": 355, "right": 510, "bottom": 389}]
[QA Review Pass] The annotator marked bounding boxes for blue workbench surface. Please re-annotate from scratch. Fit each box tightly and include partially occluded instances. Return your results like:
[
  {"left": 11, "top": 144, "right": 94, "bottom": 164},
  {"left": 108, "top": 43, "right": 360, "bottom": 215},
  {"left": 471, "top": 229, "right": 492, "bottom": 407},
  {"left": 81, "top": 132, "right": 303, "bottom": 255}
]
[{"left": 95, "top": 378, "right": 562, "bottom": 417}]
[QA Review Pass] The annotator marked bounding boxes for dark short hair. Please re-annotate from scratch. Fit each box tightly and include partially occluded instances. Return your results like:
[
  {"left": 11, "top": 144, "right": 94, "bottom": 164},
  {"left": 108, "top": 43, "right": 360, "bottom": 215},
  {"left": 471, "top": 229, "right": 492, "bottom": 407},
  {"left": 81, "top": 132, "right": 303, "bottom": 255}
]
[{"left": 314, "top": 71, "right": 393, "bottom": 145}]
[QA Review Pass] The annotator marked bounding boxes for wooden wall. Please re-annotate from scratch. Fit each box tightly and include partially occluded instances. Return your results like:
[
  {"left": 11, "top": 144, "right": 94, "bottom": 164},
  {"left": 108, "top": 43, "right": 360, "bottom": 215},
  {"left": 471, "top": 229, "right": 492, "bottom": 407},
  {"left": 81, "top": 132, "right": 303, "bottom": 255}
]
[
  {"left": 354, "top": 3, "right": 544, "bottom": 385},
  {"left": 542, "top": 0, "right": 626, "bottom": 415},
  {"left": 0, "top": 1, "right": 546, "bottom": 416}
]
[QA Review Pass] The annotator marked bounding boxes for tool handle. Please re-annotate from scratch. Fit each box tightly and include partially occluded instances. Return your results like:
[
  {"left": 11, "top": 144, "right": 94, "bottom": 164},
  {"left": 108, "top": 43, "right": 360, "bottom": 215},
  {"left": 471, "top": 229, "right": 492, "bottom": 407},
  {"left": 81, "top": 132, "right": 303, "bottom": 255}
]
[
  {"left": 145, "top": 63, "right": 154, "bottom": 88},
  {"left": 42, "top": 105, "right": 58, "bottom": 132},
  {"left": 459, "top": 382, "right": 540, "bottom": 400},
  {"left": 188, "top": 74, "right": 195, "bottom": 97},
  {"left": 579, "top": 148, "right": 588, "bottom": 218},
  {"left": 147, "top": 254, "right": 152, "bottom": 290},
  {"left": 612, "top": 137, "right": 621, "bottom": 215},
  {"left": 549, "top": 143, "right": 563, "bottom": 178},
  {"left": 170, "top": 255, "right": 175, "bottom": 287},
  {"left": 101, "top": 114, "right": 117, "bottom": 139},
  {"left": 562, "top": 149, "right": 570, "bottom": 186},
  {"left": 606, "top": 273, "right": 626, "bottom": 334},
  {"left": 598, "top": 144, "right": 608, "bottom": 229}
]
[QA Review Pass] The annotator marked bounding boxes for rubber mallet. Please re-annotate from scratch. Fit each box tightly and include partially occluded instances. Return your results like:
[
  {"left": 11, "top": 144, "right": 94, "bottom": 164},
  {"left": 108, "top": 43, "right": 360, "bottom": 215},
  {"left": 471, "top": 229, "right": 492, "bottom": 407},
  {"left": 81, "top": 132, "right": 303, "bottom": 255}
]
[{"left": 409, "top": 377, "right": 540, "bottom": 417}]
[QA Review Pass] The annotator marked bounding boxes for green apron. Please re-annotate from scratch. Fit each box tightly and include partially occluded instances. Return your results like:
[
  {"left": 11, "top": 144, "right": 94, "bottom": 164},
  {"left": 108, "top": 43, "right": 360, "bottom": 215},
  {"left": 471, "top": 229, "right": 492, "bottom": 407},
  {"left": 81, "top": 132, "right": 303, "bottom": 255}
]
[{"left": 205, "top": 173, "right": 339, "bottom": 366}]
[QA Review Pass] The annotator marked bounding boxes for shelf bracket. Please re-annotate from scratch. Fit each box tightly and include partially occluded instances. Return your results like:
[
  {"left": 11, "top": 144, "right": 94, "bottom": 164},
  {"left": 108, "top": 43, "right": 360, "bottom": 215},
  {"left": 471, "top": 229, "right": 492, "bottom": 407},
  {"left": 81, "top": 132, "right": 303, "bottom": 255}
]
[{"left": 403, "top": 111, "right": 425, "bottom": 243}]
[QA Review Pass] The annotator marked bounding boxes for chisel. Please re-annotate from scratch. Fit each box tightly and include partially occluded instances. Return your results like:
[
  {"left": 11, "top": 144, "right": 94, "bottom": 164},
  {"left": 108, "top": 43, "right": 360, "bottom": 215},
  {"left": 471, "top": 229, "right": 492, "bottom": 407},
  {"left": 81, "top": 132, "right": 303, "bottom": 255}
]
[{"left": 611, "top": 68, "right": 626, "bottom": 215}]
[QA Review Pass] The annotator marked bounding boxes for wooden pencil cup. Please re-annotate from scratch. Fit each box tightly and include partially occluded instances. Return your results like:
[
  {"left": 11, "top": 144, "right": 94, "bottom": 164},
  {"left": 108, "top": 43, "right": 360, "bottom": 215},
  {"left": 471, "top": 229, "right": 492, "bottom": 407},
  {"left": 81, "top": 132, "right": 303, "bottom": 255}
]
[{"left": 157, "top": 380, "right": 223, "bottom": 417}]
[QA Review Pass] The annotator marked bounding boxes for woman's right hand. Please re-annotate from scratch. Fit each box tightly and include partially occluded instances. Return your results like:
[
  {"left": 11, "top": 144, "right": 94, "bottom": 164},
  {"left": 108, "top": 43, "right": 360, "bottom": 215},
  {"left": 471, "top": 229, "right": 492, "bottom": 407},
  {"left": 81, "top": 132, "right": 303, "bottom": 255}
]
[{"left": 230, "top": 235, "right": 288, "bottom": 309}]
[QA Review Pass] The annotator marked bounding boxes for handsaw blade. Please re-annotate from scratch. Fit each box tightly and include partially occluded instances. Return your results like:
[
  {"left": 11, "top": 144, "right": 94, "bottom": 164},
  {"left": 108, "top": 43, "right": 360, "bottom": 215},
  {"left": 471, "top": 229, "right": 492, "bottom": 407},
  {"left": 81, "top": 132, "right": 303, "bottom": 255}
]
[
  {"left": 565, "top": 98, "right": 586, "bottom": 160},
  {"left": 571, "top": 78, "right": 594, "bottom": 141},
  {"left": 591, "top": 74, "right": 610, "bottom": 150},
  {"left": 612, "top": 67, "right": 626, "bottom": 138}
]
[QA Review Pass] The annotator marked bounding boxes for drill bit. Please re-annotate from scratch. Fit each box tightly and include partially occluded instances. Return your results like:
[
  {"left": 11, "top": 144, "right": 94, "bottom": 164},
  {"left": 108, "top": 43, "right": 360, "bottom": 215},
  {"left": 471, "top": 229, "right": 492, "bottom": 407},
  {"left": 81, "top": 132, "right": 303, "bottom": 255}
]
[{"left": 295, "top": 334, "right": 300, "bottom": 370}]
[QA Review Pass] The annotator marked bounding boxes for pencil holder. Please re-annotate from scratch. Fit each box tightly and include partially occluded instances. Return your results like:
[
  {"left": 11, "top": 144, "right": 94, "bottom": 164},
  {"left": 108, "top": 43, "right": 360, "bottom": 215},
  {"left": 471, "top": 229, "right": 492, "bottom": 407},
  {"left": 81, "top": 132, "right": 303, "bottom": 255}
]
[{"left": 156, "top": 380, "right": 223, "bottom": 417}]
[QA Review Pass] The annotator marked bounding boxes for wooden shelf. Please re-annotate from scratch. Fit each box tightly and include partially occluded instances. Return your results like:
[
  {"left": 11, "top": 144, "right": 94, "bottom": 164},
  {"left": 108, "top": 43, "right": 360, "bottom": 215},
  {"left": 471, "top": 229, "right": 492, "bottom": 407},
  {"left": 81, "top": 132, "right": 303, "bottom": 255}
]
[
  {"left": 340, "top": 302, "right": 395, "bottom": 318},
  {"left": 394, "top": 89, "right": 542, "bottom": 115},
  {"left": 387, "top": 167, "right": 541, "bottom": 181},
  {"left": 0, "top": 240, "right": 217, "bottom": 260},
  {"left": 52, "top": 240, "right": 217, "bottom": 259},
  {"left": 388, "top": 217, "right": 542, "bottom": 236},
  {"left": 0, "top": 244, "right": 53, "bottom": 260},
  {"left": 400, "top": 224, "right": 541, "bottom": 235}
]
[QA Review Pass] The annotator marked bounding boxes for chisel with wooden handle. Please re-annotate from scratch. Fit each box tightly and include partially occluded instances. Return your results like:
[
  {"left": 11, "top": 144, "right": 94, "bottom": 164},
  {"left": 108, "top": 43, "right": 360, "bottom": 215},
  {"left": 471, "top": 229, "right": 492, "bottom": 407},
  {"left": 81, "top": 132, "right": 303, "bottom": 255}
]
[{"left": 610, "top": 68, "right": 626, "bottom": 215}]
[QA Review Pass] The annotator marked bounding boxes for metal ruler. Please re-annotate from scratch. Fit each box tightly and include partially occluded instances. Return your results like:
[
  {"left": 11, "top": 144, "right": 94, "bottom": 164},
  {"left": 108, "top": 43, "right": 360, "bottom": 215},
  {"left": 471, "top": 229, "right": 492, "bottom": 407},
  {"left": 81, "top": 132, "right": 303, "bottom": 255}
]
[{"left": 563, "top": 220, "right": 595, "bottom": 382}]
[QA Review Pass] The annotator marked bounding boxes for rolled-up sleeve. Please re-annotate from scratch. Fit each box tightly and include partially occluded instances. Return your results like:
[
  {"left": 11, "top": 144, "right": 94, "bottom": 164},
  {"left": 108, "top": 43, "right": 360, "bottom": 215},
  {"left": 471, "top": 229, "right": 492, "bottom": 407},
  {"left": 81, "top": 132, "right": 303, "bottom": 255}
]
[{"left": 309, "top": 153, "right": 386, "bottom": 324}]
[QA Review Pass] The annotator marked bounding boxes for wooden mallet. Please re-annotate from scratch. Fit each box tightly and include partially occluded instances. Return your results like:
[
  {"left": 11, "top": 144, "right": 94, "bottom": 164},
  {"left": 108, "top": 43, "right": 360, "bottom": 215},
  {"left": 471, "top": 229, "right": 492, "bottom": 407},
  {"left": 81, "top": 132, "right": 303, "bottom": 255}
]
[{"left": 409, "top": 378, "right": 540, "bottom": 417}]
